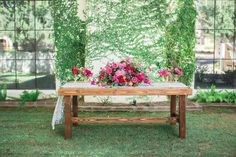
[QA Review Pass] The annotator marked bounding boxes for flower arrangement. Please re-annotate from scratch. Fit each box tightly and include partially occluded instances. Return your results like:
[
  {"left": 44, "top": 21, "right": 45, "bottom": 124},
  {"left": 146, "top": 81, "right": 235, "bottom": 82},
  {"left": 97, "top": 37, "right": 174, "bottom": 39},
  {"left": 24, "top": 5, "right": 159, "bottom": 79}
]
[
  {"left": 92, "top": 58, "right": 151, "bottom": 87},
  {"left": 66, "top": 67, "right": 93, "bottom": 82},
  {"left": 158, "top": 67, "right": 183, "bottom": 82}
]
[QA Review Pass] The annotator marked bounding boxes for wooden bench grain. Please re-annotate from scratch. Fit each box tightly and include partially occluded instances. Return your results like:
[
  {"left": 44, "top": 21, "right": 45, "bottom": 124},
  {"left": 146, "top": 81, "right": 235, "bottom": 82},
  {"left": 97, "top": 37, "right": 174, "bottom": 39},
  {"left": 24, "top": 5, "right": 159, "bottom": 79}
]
[{"left": 58, "top": 82, "right": 192, "bottom": 139}]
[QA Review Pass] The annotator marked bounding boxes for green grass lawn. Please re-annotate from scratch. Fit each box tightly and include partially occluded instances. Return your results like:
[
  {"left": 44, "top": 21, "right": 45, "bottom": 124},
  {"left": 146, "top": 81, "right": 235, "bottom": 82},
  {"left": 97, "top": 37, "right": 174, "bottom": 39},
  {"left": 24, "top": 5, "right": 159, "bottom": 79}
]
[{"left": 0, "top": 108, "right": 236, "bottom": 157}]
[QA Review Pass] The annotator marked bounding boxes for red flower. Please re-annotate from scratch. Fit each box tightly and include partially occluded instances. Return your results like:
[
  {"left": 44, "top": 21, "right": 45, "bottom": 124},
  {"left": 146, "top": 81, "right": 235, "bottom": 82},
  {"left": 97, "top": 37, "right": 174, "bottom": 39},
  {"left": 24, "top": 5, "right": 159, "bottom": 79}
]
[
  {"left": 71, "top": 67, "right": 80, "bottom": 75},
  {"left": 118, "top": 76, "right": 126, "bottom": 84},
  {"left": 99, "top": 73, "right": 105, "bottom": 79},
  {"left": 125, "top": 77, "right": 130, "bottom": 82},
  {"left": 83, "top": 69, "right": 93, "bottom": 77}
]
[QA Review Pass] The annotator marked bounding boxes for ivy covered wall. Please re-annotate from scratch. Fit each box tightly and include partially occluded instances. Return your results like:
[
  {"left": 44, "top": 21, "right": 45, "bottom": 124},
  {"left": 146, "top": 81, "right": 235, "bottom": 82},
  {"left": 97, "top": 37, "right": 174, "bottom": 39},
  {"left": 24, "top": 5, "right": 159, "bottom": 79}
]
[
  {"left": 86, "top": 0, "right": 174, "bottom": 69},
  {"left": 53, "top": 0, "right": 196, "bottom": 85},
  {"left": 86, "top": 0, "right": 196, "bottom": 85},
  {"left": 53, "top": 0, "right": 86, "bottom": 82}
]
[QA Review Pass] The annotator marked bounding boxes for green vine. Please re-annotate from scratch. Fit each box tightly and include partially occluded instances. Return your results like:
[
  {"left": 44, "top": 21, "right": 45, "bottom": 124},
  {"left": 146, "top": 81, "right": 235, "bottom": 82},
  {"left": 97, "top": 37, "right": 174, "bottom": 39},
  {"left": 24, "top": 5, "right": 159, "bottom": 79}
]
[
  {"left": 164, "top": 0, "right": 196, "bottom": 85},
  {"left": 52, "top": 0, "right": 196, "bottom": 85},
  {"left": 52, "top": 0, "right": 86, "bottom": 82}
]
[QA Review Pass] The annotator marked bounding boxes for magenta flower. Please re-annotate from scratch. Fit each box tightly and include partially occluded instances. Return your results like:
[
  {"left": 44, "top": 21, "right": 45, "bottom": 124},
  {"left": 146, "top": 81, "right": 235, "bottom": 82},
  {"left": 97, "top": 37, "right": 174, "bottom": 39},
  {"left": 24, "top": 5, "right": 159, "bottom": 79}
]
[
  {"left": 106, "top": 67, "right": 112, "bottom": 74},
  {"left": 131, "top": 77, "right": 138, "bottom": 83},
  {"left": 83, "top": 69, "right": 93, "bottom": 77},
  {"left": 136, "top": 73, "right": 146, "bottom": 81},
  {"left": 144, "top": 78, "right": 151, "bottom": 84},
  {"left": 112, "top": 63, "right": 118, "bottom": 69},
  {"left": 114, "top": 79, "right": 119, "bottom": 83},
  {"left": 91, "top": 79, "right": 96, "bottom": 85}
]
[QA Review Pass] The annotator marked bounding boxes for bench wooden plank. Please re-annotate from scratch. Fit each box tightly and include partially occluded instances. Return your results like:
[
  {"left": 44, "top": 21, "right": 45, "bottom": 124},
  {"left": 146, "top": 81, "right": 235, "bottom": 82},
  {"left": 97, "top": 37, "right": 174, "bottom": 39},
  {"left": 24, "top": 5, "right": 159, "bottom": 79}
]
[
  {"left": 58, "top": 82, "right": 191, "bottom": 140},
  {"left": 58, "top": 82, "right": 192, "bottom": 96},
  {"left": 72, "top": 117, "right": 178, "bottom": 124}
]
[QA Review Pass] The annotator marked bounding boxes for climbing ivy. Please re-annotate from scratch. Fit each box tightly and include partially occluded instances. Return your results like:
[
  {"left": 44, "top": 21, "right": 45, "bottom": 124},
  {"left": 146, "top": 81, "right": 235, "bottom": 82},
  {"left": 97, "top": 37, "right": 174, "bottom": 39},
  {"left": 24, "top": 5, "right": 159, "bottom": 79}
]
[
  {"left": 52, "top": 0, "right": 86, "bottom": 82},
  {"left": 164, "top": 0, "right": 196, "bottom": 85},
  {"left": 52, "top": 0, "right": 196, "bottom": 85},
  {"left": 87, "top": 0, "right": 196, "bottom": 85},
  {"left": 86, "top": 0, "right": 175, "bottom": 71}
]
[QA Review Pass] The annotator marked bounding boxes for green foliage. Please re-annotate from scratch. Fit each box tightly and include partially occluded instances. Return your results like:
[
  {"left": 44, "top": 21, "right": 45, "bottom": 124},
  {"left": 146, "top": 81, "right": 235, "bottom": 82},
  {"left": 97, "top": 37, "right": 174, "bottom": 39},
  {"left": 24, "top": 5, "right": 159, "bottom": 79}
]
[
  {"left": 87, "top": 0, "right": 174, "bottom": 72},
  {"left": 87, "top": 0, "right": 196, "bottom": 84},
  {"left": 53, "top": 0, "right": 196, "bottom": 85},
  {"left": 164, "top": 0, "right": 196, "bottom": 86},
  {"left": 192, "top": 85, "right": 236, "bottom": 104},
  {"left": 0, "top": 84, "right": 7, "bottom": 101},
  {"left": 19, "top": 90, "right": 40, "bottom": 106},
  {"left": 52, "top": 0, "right": 87, "bottom": 82}
]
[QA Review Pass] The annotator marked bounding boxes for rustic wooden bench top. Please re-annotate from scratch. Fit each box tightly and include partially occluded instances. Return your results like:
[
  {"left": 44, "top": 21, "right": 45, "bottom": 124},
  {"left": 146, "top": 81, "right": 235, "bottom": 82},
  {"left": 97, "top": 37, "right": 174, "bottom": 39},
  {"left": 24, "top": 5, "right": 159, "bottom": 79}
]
[
  {"left": 58, "top": 82, "right": 192, "bottom": 140},
  {"left": 58, "top": 82, "right": 192, "bottom": 96}
]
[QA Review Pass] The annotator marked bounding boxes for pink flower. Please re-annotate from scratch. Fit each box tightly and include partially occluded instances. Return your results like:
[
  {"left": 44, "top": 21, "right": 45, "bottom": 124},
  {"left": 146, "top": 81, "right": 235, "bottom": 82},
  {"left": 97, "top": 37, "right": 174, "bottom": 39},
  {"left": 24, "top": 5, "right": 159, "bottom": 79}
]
[
  {"left": 174, "top": 68, "right": 183, "bottom": 76},
  {"left": 91, "top": 79, "right": 96, "bottom": 85},
  {"left": 114, "top": 79, "right": 119, "bottom": 83},
  {"left": 147, "top": 66, "right": 152, "bottom": 72},
  {"left": 112, "top": 75, "right": 117, "bottom": 81},
  {"left": 136, "top": 73, "right": 146, "bottom": 81},
  {"left": 112, "top": 63, "right": 118, "bottom": 69},
  {"left": 100, "top": 67, "right": 105, "bottom": 72},
  {"left": 144, "top": 78, "right": 151, "bottom": 84},
  {"left": 131, "top": 77, "right": 138, "bottom": 83},
  {"left": 125, "top": 57, "right": 132, "bottom": 64},
  {"left": 106, "top": 67, "right": 112, "bottom": 74},
  {"left": 158, "top": 69, "right": 172, "bottom": 77},
  {"left": 119, "top": 62, "right": 126, "bottom": 69},
  {"left": 115, "top": 70, "right": 125, "bottom": 76}
]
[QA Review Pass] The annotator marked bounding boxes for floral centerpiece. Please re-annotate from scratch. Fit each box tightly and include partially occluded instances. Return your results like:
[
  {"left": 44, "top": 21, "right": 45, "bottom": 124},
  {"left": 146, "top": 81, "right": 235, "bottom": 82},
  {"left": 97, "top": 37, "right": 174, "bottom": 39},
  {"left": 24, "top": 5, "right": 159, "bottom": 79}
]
[
  {"left": 92, "top": 58, "right": 151, "bottom": 87},
  {"left": 66, "top": 67, "right": 93, "bottom": 82},
  {"left": 158, "top": 67, "right": 183, "bottom": 82}
]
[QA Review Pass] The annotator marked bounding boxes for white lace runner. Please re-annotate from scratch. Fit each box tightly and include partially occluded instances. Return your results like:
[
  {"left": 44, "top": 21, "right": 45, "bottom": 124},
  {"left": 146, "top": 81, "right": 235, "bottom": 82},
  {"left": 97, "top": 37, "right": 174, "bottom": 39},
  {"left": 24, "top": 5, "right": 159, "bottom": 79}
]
[{"left": 51, "top": 96, "right": 64, "bottom": 130}]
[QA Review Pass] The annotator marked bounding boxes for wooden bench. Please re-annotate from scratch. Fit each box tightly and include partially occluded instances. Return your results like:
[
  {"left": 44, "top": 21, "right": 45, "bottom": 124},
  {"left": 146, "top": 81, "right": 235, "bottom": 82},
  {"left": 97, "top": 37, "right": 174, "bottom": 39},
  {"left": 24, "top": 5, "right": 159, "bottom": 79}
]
[{"left": 58, "top": 82, "right": 192, "bottom": 139}]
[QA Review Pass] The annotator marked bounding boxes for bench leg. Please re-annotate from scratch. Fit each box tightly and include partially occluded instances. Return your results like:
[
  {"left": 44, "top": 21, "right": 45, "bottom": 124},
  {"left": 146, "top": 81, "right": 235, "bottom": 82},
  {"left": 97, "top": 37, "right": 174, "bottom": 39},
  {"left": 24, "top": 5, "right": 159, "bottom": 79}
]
[
  {"left": 64, "top": 96, "right": 72, "bottom": 139},
  {"left": 72, "top": 96, "right": 78, "bottom": 126},
  {"left": 170, "top": 95, "right": 177, "bottom": 116},
  {"left": 179, "top": 95, "right": 186, "bottom": 139},
  {"left": 170, "top": 95, "right": 177, "bottom": 125}
]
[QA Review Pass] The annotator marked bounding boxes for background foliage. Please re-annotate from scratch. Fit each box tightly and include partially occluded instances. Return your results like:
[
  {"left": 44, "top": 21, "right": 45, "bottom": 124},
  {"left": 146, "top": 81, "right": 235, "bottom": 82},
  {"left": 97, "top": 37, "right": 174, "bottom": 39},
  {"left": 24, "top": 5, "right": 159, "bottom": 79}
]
[
  {"left": 86, "top": 0, "right": 196, "bottom": 85},
  {"left": 52, "top": 0, "right": 86, "bottom": 82},
  {"left": 164, "top": 0, "right": 196, "bottom": 85},
  {"left": 53, "top": 0, "right": 196, "bottom": 85}
]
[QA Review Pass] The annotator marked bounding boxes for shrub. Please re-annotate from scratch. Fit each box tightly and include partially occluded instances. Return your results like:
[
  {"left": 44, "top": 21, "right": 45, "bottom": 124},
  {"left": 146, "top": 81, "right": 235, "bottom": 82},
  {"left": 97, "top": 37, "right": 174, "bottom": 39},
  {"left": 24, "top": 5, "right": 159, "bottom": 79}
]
[
  {"left": 0, "top": 84, "right": 7, "bottom": 101},
  {"left": 192, "top": 85, "right": 236, "bottom": 104},
  {"left": 19, "top": 90, "right": 40, "bottom": 106}
]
